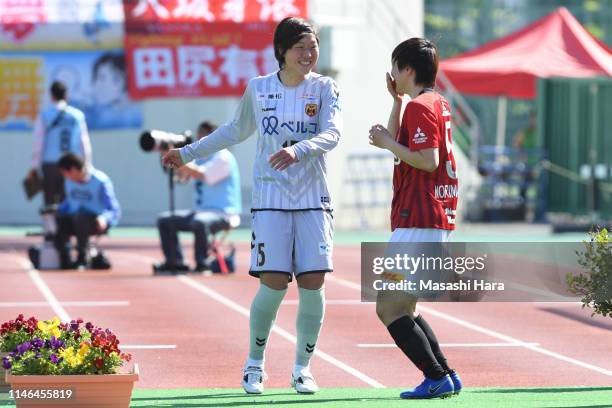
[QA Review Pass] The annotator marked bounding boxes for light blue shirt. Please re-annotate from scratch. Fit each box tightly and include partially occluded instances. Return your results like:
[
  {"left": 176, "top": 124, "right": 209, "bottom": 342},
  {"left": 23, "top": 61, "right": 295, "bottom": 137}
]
[
  {"left": 40, "top": 104, "right": 88, "bottom": 164},
  {"left": 193, "top": 150, "right": 241, "bottom": 215},
  {"left": 58, "top": 168, "right": 121, "bottom": 226}
]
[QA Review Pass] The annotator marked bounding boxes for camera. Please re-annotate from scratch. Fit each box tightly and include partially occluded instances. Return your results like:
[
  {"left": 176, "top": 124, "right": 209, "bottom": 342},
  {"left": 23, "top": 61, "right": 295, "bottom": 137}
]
[{"left": 139, "top": 130, "right": 193, "bottom": 152}]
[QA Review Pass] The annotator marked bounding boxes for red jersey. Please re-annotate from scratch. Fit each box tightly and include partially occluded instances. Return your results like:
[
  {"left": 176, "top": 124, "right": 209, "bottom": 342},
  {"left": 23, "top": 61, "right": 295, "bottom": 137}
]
[{"left": 391, "top": 91, "right": 458, "bottom": 231}]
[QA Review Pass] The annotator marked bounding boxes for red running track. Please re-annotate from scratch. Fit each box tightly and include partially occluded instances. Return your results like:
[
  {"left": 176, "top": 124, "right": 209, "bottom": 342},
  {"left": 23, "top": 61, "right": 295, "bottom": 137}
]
[{"left": 1, "top": 236, "right": 611, "bottom": 389}]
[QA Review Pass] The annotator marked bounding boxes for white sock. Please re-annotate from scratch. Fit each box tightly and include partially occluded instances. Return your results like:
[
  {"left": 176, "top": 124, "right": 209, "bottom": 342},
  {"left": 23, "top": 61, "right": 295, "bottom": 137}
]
[{"left": 246, "top": 358, "right": 264, "bottom": 369}]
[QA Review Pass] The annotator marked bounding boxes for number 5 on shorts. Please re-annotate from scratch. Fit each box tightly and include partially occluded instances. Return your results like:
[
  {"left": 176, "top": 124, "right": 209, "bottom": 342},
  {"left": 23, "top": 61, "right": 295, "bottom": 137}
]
[{"left": 256, "top": 243, "right": 265, "bottom": 267}]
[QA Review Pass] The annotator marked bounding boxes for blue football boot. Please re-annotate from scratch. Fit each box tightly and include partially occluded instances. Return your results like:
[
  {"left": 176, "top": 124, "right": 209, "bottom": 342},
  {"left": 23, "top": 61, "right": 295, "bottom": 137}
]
[
  {"left": 449, "top": 370, "right": 463, "bottom": 395},
  {"left": 400, "top": 374, "right": 454, "bottom": 399}
]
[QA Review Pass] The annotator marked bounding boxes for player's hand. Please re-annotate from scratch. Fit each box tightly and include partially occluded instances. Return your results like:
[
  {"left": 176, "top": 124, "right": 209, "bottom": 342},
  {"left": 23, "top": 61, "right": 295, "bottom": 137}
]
[
  {"left": 162, "top": 149, "right": 185, "bottom": 169},
  {"left": 386, "top": 72, "right": 403, "bottom": 103},
  {"left": 369, "top": 124, "right": 394, "bottom": 150},
  {"left": 269, "top": 147, "right": 298, "bottom": 171},
  {"left": 95, "top": 216, "right": 107, "bottom": 233}
]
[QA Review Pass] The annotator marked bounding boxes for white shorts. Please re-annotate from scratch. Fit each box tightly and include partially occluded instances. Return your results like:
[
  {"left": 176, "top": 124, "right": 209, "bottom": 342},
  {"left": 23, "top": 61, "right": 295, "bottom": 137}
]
[
  {"left": 389, "top": 228, "right": 451, "bottom": 243},
  {"left": 387, "top": 228, "right": 452, "bottom": 298},
  {"left": 249, "top": 210, "right": 334, "bottom": 280}
]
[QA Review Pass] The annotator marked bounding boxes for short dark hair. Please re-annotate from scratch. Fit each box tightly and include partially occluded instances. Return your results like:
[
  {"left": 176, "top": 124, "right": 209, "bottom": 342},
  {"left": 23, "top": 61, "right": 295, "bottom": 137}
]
[
  {"left": 392, "top": 38, "right": 439, "bottom": 87},
  {"left": 58, "top": 153, "right": 84, "bottom": 171},
  {"left": 198, "top": 120, "right": 217, "bottom": 134},
  {"left": 93, "top": 52, "right": 126, "bottom": 89},
  {"left": 50, "top": 81, "right": 67, "bottom": 101},
  {"left": 273, "top": 17, "right": 319, "bottom": 69}
]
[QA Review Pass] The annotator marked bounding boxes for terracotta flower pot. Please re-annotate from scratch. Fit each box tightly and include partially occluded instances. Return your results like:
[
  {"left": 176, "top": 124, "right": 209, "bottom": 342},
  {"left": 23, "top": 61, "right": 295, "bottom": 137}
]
[
  {"left": 0, "top": 352, "right": 9, "bottom": 391},
  {"left": 6, "top": 364, "right": 139, "bottom": 408}
]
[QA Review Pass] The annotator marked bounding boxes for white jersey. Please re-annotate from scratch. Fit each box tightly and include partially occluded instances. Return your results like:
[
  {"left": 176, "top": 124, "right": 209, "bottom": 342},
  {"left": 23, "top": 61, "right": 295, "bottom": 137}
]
[{"left": 180, "top": 71, "right": 342, "bottom": 211}]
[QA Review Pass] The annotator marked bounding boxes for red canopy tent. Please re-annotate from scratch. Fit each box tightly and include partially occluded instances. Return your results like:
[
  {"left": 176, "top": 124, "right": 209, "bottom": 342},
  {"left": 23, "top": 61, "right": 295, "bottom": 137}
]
[{"left": 439, "top": 7, "right": 612, "bottom": 100}]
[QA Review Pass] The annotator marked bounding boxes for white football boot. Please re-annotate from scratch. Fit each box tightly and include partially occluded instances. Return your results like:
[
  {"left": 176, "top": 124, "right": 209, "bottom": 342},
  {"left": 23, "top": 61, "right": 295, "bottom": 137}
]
[
  {"left": 291, "top": 366, "right": 319, "bottom": 394},
  {"left": 241, "top": 366, "right": 267, "bottom": 394}
]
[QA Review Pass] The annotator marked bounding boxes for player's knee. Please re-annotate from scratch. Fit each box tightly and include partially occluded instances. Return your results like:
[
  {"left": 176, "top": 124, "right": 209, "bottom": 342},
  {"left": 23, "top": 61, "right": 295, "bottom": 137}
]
[
  {"left": 260, "top": 273, "right": 290, "bottom": 290},
  {"left": 296, "top": 273, "right": 325, "bottom": 290},
  {"left": 376, "top": 300, "right": 413, "bottom": 326}
]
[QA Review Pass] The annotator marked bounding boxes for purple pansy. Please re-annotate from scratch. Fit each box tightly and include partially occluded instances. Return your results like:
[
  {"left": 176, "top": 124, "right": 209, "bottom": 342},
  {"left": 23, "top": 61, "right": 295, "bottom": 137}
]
[
  {"left": 16, "top": 341, "right": 32, "bottom": 355},
  {"left": 49, "top": 336, "right": 63, "bottom": 350},
  {"left": 32, "top": 338, "right": 44, "bottom": 349}
]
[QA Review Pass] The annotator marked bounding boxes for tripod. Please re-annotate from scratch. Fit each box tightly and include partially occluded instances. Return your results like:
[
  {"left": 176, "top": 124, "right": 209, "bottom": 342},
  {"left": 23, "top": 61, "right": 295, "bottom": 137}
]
[{"left": 153, "top": 165, "right": 189, "bottom": 275}]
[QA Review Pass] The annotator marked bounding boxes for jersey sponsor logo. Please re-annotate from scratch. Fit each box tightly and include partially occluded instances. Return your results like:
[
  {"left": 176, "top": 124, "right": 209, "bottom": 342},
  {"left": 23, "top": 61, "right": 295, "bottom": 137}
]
[
  {"left": 320, "top": 196, "right": 330, "bottom": 204},
  {"left": 441, "top": 99, "right": 451, "bottom": 117},
  {"left": 434, "top": 184, "right": 458, "bottom": 199},
  {"left": 256, "top": 92, "right": 283, "bottom": 101},
  {"left": 70, "top": 189, "right": 93, "bottom": 201},
  {"left": 262, "top": 116, "right": 280, "bottom": 135},
  {"left": 305, "top": 103, "right": 318, "bottom": 117},
  {"left": 413, "top": 127, "right": 427, "bottom": 144},
  {"left": 263, "top": 116, "right": 317, "bottom": 137},
  {"left": 281, "top": 120, "right": 317, "bottom": 135},
  {"left": 261, "top": 107, "right": 276, "bottom": 112},
  {"left": 298, "top": 92, "right": 318, "bottom": 99}
]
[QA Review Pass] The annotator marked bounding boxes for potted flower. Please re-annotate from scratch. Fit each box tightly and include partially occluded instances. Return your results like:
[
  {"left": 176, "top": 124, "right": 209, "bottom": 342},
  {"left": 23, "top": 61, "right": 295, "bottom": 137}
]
[
  {"left": 0, "top": 314, "right": 39, "bottom": 391},
  {"left": 2, "top": 316, "right": 138, "bottom": 408}
]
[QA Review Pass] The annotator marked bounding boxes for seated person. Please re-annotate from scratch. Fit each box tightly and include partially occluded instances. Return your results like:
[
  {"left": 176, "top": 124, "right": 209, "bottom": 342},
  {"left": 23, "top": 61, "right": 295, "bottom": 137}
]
[
  {"left": 54, "top": 153, "right": 121, "bottom": 268},
  {"left": 154, "top": 121, "right": 242, "bottom": 273}
]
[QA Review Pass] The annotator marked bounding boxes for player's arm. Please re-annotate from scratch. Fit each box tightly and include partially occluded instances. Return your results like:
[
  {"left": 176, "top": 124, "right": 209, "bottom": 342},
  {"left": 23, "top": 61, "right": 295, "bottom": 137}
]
[
  {"left": 271, "top": 80, "right": 342, "bottom": 171},
  {"left": 164, "top": 81, "right": 257, "bottom": 168},
  {"left": 386, "top": 72, "right": 403, "bottom": 139},
  {"left": 369, "top": 125, "right": 439, "bottom": 172},
  {"left": 370, "top": 101, "right": 440, "bottom": 172},
  {"left": 292, "top": 79, "right": 342, "bottom": 160}
]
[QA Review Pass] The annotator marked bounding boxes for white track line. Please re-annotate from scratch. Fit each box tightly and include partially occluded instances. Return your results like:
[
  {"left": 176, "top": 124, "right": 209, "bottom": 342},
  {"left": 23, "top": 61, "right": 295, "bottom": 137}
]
[
  {"left": 326, "top": 274, "right": 612, "bottom": 377},
  {"left": 0, "top": 301, "right": 130, "bottom": 307},
  {"left": 177, "top": 275, "right": 385, "bottom": 388},
  {"left": 358, "top": 342, "right": 540, "bottom": 348},
  {"left": 21, "top": 260, "right": 71, "bottom": 322}
]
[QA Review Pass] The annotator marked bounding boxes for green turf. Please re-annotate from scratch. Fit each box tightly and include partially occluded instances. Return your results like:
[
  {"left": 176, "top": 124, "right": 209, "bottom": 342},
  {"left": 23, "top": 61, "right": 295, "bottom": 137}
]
[
  {"left": 2, "top": 387, "right": 602, "bottom": 407},
  {"left": 9, "top": 387, "right": 607, "bottom": 407}
]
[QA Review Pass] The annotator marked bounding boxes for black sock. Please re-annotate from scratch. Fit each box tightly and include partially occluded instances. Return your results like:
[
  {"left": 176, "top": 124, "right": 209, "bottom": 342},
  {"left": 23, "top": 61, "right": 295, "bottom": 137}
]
[
  {"left": 415, "top": 315, "right": 452, "bottom": 373},
  {"left": 387, "top": 315, "right": 446, "bottom": 380}
]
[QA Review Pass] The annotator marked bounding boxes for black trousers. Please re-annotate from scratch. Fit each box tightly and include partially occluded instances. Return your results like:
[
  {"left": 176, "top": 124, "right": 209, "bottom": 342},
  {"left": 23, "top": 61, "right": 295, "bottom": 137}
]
[
  {"left": 41, "top": 163, "right": 65, "bottom": 206},
  {"left": 54, "top": 213, "right": 108, "bottom": 262}
]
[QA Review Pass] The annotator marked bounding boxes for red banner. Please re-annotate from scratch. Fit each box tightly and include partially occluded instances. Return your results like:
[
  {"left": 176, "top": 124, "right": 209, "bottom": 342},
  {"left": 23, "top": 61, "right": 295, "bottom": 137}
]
[
  {"left": 125, "top": 22, "right": 280, "bottom": 98},
  {"left": 124, "top": 0, "right": 308, "bottom": 98},
  {"left": 123, "top": 0, "right": 308, "bottom": 23}
]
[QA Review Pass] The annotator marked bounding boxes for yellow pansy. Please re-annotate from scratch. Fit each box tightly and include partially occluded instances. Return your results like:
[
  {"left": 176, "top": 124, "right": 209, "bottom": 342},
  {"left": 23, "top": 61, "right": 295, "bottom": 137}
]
[
  {"left": 37, "top": 317, "right": 61, "bottom": 338},
  {"left": 58, "top": 347, "right": 84, "bottom": 367},
  {"left": 59, "top": 347, "right": 74, "bottom": 359},
  {"left": 78, "top": 343, "right": 90, "bottom": 357}
]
